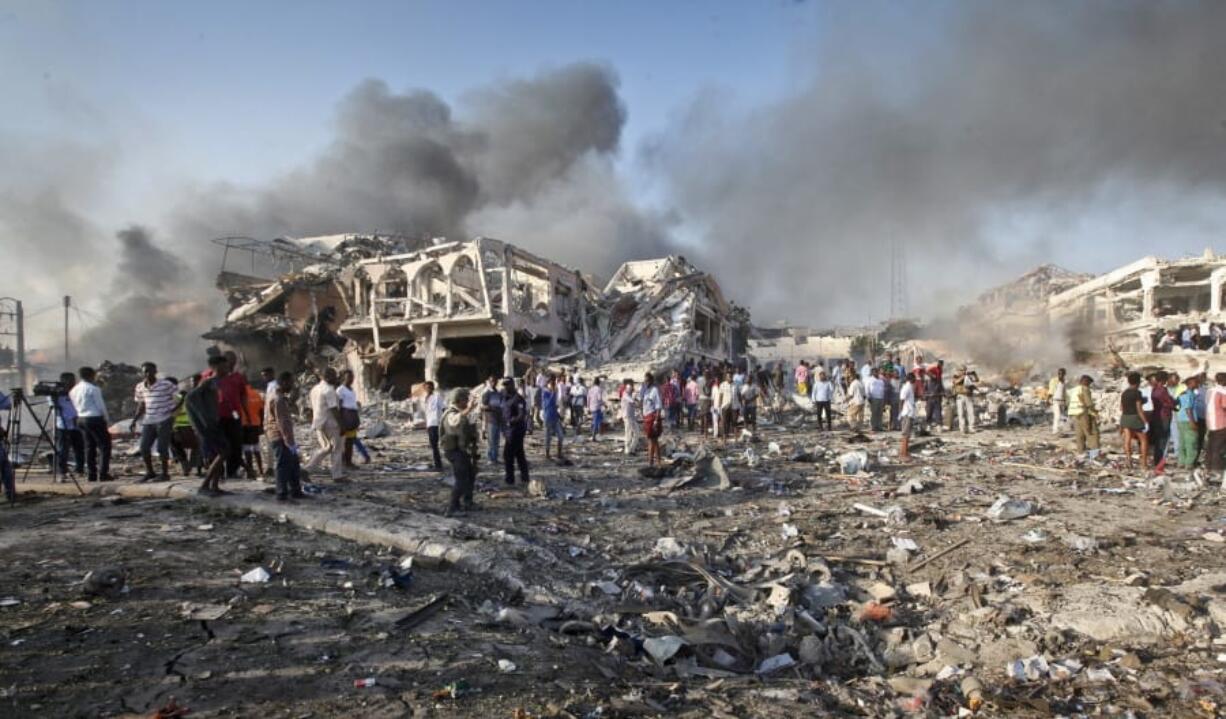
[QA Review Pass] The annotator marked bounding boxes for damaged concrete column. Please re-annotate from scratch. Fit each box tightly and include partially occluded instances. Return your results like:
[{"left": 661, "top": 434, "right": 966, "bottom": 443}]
[
  {"left": 1141, "top": 269, "right": 1160, "bottom": 319},
  {"left": 425, "top": 322, "right": 439, "bottom": 383},
  {"left": 502, "top": 329, "right": 514, "bottom": 379},
  {"left": 1211, "top": 267, "right": 1226, "bottom": 314}
]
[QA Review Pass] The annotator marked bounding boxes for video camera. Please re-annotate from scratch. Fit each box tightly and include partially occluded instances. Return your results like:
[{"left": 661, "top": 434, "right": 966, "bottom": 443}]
[{"left": 32, "top": 380, "right": 68, "bottom": 398}]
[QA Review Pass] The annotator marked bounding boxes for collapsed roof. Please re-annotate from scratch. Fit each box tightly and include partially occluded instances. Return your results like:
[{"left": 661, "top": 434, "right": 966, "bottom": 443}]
[{"left": 204, "top": 235, "right": 745, "bottom": 398}]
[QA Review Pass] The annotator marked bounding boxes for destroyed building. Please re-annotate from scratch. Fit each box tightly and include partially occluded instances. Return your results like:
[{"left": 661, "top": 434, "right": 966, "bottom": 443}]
[
  {"left": 208, "top": 235, "right": 742, "bottom": 399},
  {"left": 1047, "top": 250, "right": 1226, "bottom": 356},
  {"left": 339, "top": 237, "right": 594, "bottom": 396},
  {"left": 204, "top": 234, "right": 420, "bottom": 377}
]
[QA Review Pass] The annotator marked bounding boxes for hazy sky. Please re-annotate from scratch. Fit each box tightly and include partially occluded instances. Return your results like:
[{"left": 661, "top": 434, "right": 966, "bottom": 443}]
[{"left": 3, "top": 0, "right": 1226, "bottom": 361}]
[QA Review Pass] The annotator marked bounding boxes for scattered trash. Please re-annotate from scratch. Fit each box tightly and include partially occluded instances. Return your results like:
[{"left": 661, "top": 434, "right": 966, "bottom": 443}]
[
  {"left": 654, "top": 537, "right": 688, "bottom": 560},
  {"left": 839, "top": 450, "right": 869, "bottom": 475},
  {"left": 354, "top": 677, "right": 378, "bottom": 688},
  {"left": 497, "top": 658, "right": 518, "bottom": 673},
  {"left": 987, "top": 496, "right": 1035, "bottom": 521},
  {"left": 1006, "top": 654, "right": 1050, "bottom": 681},
  {"left": 0, "top": 597, "right": 20, "bottom": 607},
  {"left": 756, "top": 652, "right": 796, "bottom": 674},
  {"left": 241, "top": 567, "right": 271, "bottom": 584},
  {"left": 643, "top": 635, "right": 685, "bottom": 665},
  {"left": 82, "top": 567, "right": 127, "bottom": 597}
]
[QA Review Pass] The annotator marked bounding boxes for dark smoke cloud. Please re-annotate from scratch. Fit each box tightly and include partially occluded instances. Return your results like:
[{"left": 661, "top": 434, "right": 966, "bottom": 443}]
[
  {"left": 651, "top": 0, "right": 1226, "bottom": 324},
  {"left": 170, "top": 62, "right": 661, "bottom": 274},
  {"left": 78, "top": 225, "right": 211, "bottom": 371}
]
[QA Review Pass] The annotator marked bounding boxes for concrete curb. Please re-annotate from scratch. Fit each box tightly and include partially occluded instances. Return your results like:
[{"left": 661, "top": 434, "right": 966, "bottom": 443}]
[{"left": 16, "top": 479, "right": 563, "bottom": 598}]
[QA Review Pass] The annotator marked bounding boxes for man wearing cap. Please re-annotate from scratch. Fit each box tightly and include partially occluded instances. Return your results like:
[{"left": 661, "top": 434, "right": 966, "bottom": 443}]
[
  {"left": 440, "top": 388, "right": 479, "bottom": 515},
  {"left": 501, "top": 378, "right": 530, "bottom": 487},
  {"left": 1067, "top": 374, "right": 1100, "bottom": 457}
]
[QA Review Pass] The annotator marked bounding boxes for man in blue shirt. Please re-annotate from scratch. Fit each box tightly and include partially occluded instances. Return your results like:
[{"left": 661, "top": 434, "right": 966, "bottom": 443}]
[
  {"left": 1175, "top": 375, "right": 1201, "bottom": 469},
  {"left": 55, "top": 372, "right": 85, "bottom": 476},
  {"left": 867, "top": 369, "right": 887, "bottom": 432},
  {"left": 542, "top": 376, "right": 564, "bottom": 461}
]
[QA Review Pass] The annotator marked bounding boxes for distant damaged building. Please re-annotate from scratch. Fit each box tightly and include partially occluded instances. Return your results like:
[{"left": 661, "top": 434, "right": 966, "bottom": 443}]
[
  {"left": 207, "top": 234, "right": 742, "bottom": 399},
  {"left": 1047, "top": 250, "right": 1226, "bottom": 355},
  {"left": 339, "top": 237, "right": 593, "bottom": 395}
]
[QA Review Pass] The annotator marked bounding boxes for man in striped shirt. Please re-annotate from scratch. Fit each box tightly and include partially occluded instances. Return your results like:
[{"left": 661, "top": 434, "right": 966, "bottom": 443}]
[{"left": 131, "top": 361, "right": 181, "bottom": 482}]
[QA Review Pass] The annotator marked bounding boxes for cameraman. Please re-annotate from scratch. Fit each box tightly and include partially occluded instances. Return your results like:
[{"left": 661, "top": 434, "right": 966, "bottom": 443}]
[
  {"left": 70, "top": 366, "right": 112, "bottom": 482},
  {"left": 55, "top": 372, "right": 85, "bottom": 477}
]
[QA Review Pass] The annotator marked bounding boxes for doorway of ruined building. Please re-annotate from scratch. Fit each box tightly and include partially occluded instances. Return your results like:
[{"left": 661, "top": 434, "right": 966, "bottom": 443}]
[
  {"left": 381, "top": 350, "right": 424, "bottom": 400},
  {"left": 438, "top": 335, "right": 506, "bottom": 389}
]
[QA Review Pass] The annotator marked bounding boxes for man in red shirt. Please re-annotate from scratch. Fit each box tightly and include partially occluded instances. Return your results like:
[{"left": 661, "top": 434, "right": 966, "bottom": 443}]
[{"left": 202, "top": 351, "right": 249, "bottom": 478}]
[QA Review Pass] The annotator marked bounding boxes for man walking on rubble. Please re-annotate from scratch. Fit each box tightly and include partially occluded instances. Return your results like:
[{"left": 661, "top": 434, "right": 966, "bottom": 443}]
[
  {"left": 542, "top": 376, "right": 565, "bottom": 461},
  {"left": 201, "top": 351, "right": 248, "bottom": 478},
  {"left": 621, "top": 379, "right": 639, "bottom": 455},
  {"left": 502, "top": 378, "right": 529, "bottom": 487},
  {"left": 265, "top": 372, "right": 306, "bottom": 502},
  {"left": 954, "top": 367, "right": 978, "bottom": 434},
  {"left": 71, "top": 366, "right": 112, "bottom": 483},
  {"left": 588, "top": 377, "right": 605, "bottom": 440},
  {"left": 1068, "top": 374, "right": 1100, "bottom": 458},
  {"left": 1049, "top": 368, "right": 1068, "bottom": 436},
  {"left": 481, "top": 375, "right": 503, "bottom": 463},
  {"left": 741, "top": 376, "right": 760, "bottom": 432},
  {"left": 683, "top": 373, "right": 699, "bottom": 431},
  {"left": 569, "top": 376, "right": 588, "bottom": 432},
  {"left": 1204, "top": 374, "right": 1226, "bottom": 477},
  {"left": 642, "top": 372, "right": 663, "bottom": 466},
  {"left": 304, "top": 368, "right": 346, "bottom": 482},
  {"left": 811, "top": 370, "right": 834, "bottom": 431},
  {"left": 130, "top": 361, "right": 178, "bottom": 482},
  {"left": 440, "top": 388, "right": 479, "bottom": 516},
  {"left": 847, "top": 371, "right": 866, "bottom": 431},
  {"left": 186, "top": 355, "right": 230, "bottom": 495},
  {"left": 867, "top": 368, "right": 886, "bottom": 432},
  {"left": 1176, "top": 375, "right": 1202, "bottom": 471},
  {"left": 899, "top": 374, "right": 917, "bottom": 461},
  {"left": 1148, "top": 371, "right": 1175, "bottom": 475},
  {"left": 425, "top": 381, "right": 445, "bottom": 470}
]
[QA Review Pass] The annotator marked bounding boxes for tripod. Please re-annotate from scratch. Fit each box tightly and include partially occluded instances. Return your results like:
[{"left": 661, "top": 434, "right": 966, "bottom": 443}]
[{"left": 4, "top": 388, "right": 84, "bottom": 497}]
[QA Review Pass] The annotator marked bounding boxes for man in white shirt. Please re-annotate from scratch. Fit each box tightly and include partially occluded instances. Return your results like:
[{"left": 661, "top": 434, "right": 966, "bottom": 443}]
[
  {"left": 811, "top": 371, "right": 834, "bottom": 431},
  {"left": 304, "top": 368, "right": 346, "bottom": 481},
  {"left": 867, "top": 369, "right": 886, "bottom": 432},
  {"left": 620, "top": 379, "right": 639, "bottom": 455},
  {"left": 425, "top": 381, "right": 445, "bottom": 469},
  {"left": 70, "top": 366, "right": 112, "bottom": 482},
  {"left": 587, "top": 378, "right": 605, "bottom": 440},
  {"left": 569, "top": 377, "right": 588, "bottom": 432},
  {"left": 846, "top": 375, "right": 866, "bottom": 431},
  {"left": 641, "top": 373, "right": 663, "bottom": 466},
  {"left": 130, "top": 361, "right": 179, "bottom": 482},
  {"left": 899, "top": 375, "right": 917, "bottom": 461}
]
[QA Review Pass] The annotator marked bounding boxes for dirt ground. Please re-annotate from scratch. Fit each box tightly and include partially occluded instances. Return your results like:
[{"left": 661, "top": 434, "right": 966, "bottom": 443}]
[{"left": 4, "top": 410, "right": 1226, "bottom": 718}]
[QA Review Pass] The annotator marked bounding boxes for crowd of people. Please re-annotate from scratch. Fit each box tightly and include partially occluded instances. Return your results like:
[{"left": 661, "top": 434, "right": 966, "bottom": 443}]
[
  {"left": 14, "top": 345, "right": 1223, "bottom": 516},
  {"left": 1048, "top": 366, "right": 1226, "bottom": 477}
]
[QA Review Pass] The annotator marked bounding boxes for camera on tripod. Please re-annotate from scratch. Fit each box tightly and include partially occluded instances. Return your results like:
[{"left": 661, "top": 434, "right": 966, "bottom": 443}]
[{"left": 32, "top": 381, "right": 68, "bottom": 398}]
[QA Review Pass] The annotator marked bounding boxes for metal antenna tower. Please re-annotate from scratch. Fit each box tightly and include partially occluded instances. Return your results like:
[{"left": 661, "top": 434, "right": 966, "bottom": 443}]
[{"left": 889, "top": 238, "right": 909, "bottom": 320}]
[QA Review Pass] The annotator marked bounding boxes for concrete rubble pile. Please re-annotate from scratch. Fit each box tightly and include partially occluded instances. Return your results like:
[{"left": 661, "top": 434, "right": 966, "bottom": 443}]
[{"left": 205, "top": 235, "right": 746, "bottom": 399}]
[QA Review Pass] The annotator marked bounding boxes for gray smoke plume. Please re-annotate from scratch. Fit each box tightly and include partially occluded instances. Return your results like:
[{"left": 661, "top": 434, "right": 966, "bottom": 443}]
[
  {"left": 651, "top": 0, "right": 1226, "bottom": 325},
  {"left": 77, "top": 226, "right": 211, "bottom": 370},
  {"left": 170, "top": 61, "right": 663, "bottom": 274}
]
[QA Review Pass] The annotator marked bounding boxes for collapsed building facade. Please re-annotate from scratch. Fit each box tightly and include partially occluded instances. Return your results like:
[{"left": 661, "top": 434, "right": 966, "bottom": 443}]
[
  {"left": 1047, "top": 250, "right": 1226, "bottom": 356},
  {"left": 207, "top": 235, "right": 743, "bottom": 400},
  {"left": 956, "top": 252, "right": 1226, "bottom": 370}
]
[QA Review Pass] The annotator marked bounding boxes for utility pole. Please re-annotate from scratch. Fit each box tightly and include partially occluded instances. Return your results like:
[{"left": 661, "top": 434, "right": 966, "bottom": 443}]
[
  {"left": 63, "top": 295, "right": 71, "bottom": 367},
  {"left": 15, "top": 300, "right": 25, "bottom": 389},
  {"left": 0, "top": 298, "right": 25, "bottom": 389}
]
